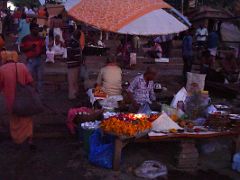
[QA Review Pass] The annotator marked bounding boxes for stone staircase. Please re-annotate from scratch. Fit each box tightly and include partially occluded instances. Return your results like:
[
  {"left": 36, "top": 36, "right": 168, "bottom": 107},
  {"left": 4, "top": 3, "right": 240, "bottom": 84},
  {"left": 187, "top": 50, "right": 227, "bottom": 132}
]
[{"left": 1, "top": 40, "right": 186, "bottom": 139}]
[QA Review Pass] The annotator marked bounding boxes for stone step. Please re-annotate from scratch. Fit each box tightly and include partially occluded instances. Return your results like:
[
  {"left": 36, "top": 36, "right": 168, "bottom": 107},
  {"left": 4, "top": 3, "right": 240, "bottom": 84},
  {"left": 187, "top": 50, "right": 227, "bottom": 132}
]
[
  {"left": 170, "top": 49, "right": 182, "bottom": 58},
  {"left": 172, "top": 40, "right": 183, "bottom": 49}
]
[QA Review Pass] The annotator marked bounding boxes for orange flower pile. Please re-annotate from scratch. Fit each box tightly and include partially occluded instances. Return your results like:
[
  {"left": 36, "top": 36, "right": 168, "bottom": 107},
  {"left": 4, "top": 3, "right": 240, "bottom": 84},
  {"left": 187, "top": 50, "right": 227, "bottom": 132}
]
[{"left": 101, "top": 116, "right": 152, "bottom": 137}]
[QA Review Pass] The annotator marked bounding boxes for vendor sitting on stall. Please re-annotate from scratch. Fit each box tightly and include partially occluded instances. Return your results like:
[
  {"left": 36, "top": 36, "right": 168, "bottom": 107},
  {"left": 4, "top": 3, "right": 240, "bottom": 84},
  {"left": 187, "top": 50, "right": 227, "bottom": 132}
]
[
  {"left": 96, "top": 56, "right": 122, "bottom": 96},
  {"left": 147, "top": 42, "right": 163, "bottom": 59},
  {"left": 127, "top": 67, "right": 159, "bottom": 112}
]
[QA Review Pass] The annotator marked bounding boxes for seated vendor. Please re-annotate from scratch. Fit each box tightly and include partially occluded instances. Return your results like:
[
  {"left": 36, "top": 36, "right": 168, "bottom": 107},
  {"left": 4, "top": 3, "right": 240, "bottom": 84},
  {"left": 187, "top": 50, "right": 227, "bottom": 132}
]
[
  {"left": 96, "top": 56, "right": 122, "bottom": 96},
  {"left": 51, "top": 34, "right": 67, "bottom": 59},
  {"left": 127, "top": 67, "right": 159, "bottom": 112},
  {"left": 148, "top": 42, "right": 163, "bottom": 59}
]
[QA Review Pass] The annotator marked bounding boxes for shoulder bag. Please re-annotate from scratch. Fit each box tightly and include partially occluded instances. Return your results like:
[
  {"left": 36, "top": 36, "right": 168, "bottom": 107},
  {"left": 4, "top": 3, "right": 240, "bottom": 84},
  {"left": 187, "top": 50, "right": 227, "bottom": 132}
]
[{"left": 12, "top": 63, "right": 44, "bottom": 116}]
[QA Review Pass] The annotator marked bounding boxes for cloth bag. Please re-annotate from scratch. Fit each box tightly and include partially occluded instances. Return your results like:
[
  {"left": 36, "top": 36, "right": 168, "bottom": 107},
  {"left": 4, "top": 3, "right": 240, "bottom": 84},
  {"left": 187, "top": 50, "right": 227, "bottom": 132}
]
[
  {"left": 12, "top": 64, "right": 44, "bottom": 117},
  {"left": 186, "top": 72, "right": 206, "bottom": 91}
]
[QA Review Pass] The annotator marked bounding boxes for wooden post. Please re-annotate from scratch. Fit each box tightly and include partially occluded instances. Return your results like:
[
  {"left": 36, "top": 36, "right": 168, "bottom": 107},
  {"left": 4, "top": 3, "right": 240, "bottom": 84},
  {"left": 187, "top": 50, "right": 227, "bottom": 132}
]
[
  {"left": 113, "top": 138, "right": 123, "bottom": 171},
  {"left": 106, "top": 32, "right": 109, "bottom": 41},
  {"left": 181, "top": 0, "right": 184, "bottom": 14},
  {"left": 100, "top": 31, "right": 103, "bottom": 41}
]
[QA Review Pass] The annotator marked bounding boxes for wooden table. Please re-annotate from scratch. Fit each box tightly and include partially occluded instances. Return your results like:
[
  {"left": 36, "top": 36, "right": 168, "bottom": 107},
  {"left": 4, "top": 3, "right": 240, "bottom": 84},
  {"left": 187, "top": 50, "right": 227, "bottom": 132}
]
[{"left": 113, "top": 131, "right": 240, "bottom": 171}]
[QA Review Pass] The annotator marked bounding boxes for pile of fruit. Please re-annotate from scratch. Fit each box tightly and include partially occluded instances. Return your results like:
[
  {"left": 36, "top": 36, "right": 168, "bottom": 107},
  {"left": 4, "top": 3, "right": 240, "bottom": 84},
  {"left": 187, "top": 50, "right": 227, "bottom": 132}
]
[
  {"left": 94, "top": 86, "right": 107, "bottom": 98},
  {"left": 101, "top": 115, "right": 152, "bottom": 138}
]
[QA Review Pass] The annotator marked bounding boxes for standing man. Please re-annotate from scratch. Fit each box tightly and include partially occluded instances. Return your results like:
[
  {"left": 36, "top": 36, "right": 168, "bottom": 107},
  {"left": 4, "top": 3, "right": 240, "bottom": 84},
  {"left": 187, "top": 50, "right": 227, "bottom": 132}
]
[
  {"left": 21, "top": 24, "right": 45, "bottom": 94},
  {"left": 77, "top": 25, "right": 85, "bottom": 51},
  {"left": 66, "top": 30, "right": 82, "bottom": 100},
  {"left": 182, "top": 29, "right": 193, "bottom": 80},
  {"left": 196, "top": 24, "right": 208, "bottom": 48},
  {"left": 208, "top": 29, "right": 219, "bottom": 68},
  {"left": 77, "top": 25, "right": 85, "bottom": 65}
]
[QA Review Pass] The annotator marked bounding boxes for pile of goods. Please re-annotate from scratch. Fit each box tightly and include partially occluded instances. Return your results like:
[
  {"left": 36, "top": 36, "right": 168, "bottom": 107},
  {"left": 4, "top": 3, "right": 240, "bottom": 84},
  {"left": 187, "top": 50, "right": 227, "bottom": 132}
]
[
  {"left": 81, "top": 121, "right": 101, "bottom": 130},
  {"left": 73, "top": 110, "right": 104, "bottom": 124},
  {"left": 206, "top": 111, "right": 231, "bottom": 130},
  {"left": 101, "top": 114, "right": 152, "bottom": 139},
  {"left": 94, "top": 86, "right": 107, "bottom": 98},
  {"left": 151, "top": 112, "right": 183, "bottom": 133}
]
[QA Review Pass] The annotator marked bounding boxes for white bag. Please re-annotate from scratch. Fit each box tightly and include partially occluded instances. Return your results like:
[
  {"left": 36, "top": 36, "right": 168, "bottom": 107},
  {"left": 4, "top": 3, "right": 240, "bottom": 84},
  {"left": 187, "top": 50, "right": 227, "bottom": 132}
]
[
  {"left": 170, "top": 87, "right": 187, "bottom": 108},
  {"left": 186, "top": 72, "right": 206, "bottom": 91},
  {"left": 130, "top": 53, "right": 136, "bottom": 65},
  {"left": 135, "top": 161, "right": 167, "bottom": 179},
  {"left": 46, "top": 50, "right": 55, "bottom": 63}
]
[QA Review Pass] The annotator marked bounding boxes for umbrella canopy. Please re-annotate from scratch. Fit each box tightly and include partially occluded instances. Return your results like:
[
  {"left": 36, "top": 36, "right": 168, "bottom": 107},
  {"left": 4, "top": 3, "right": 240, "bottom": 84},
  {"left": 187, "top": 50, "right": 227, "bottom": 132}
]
[{"left": 65, "top": 0, "right": 188, "bottom": 35}]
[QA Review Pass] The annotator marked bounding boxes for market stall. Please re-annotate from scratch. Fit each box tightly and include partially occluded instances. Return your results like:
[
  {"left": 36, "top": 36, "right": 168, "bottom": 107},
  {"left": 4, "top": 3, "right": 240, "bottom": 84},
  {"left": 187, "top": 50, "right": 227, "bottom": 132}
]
[
  {"left": 113, "top": 130, "right": 240, "bottom": 171},
  {"left": 62, "top": 0, "right": 240, "bottom": 174},
  {"left": 69, "top": 98, "right": 240, "bottom": 171}
]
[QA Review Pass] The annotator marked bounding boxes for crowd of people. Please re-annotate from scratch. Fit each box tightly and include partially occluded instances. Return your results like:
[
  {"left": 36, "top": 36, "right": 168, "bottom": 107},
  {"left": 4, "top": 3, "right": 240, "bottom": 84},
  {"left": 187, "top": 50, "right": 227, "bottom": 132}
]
[
  {"left": 182, "top": 24, "right": 239, "bottom": 83},
  {"left": 0, "top": 5, "right": 239, "bottom": 149},
  {"left": 0, "top": 4, "right": 158, "bottom": 147},
  {"left": 0, "top": 5, "right": 87, "bottom": 147}
]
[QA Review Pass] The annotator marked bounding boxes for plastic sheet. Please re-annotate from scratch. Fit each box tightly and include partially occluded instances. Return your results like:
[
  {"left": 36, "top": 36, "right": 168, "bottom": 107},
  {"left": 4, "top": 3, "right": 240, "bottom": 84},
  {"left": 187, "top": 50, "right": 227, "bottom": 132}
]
[
  {"left": 135, "top": 160, "right": 167, "bottom": 179},
  {"left": 233, "top": 153, "right": 240, "bottom": 172}
]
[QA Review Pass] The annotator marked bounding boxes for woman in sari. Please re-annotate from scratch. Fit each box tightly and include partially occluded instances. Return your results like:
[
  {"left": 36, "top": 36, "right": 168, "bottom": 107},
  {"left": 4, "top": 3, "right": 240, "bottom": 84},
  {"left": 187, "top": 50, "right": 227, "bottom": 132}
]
[{"left": 0, "top": 51, "right": 34, "bottom": 147}]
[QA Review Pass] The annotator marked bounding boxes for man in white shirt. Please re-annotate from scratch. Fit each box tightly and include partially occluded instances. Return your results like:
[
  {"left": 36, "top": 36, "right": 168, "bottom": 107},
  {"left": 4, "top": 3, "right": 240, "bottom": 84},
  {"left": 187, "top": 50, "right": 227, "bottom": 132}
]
[{"left": 196, "top": 25, "right": 208, "bottom": 47}]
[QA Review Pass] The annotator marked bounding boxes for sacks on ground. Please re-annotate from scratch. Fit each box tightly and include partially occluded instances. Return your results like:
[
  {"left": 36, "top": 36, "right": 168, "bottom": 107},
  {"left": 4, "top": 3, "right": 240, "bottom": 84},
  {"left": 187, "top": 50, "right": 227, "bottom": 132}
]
[
  {"left": 89, "top": 130, "right": 115, "bottom": 169},
  {"left": 186, "top": 72, "right": 206, "bottom": 92},
  {"left": 170, "top": 87, "right": 187, "bottom": 108}
]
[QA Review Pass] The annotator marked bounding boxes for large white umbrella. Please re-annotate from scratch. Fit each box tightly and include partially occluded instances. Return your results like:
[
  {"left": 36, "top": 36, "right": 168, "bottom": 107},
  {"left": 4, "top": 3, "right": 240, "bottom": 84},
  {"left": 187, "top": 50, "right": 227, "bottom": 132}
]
[{"left": 64, "top": 0, "right": 189, "bottom": 35}]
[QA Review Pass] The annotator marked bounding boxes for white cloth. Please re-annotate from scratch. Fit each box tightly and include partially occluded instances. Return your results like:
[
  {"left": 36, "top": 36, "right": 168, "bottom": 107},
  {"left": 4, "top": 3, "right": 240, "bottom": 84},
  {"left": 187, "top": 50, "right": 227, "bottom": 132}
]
[{"left": 196, "top": 28, "right": 208, "bottom": 41}]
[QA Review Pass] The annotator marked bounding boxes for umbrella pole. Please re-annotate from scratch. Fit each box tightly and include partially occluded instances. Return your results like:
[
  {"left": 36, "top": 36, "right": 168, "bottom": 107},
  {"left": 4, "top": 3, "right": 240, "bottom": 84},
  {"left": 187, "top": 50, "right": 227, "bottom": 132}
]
[
  {"left": 99, "top": 31, "right": 102, "bottom": 41},
  {"left": 106, "top": 32, "right": 109, "bottom": 40},
  {"left": 181, "top": 0, "right": 184, "bottom": 14}
]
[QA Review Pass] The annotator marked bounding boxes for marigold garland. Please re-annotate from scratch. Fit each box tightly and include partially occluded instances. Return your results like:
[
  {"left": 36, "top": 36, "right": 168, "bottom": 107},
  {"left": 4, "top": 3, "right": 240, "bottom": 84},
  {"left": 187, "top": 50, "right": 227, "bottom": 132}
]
[{"left": 101, "top": 116, "right": 152, "bottom": 137}]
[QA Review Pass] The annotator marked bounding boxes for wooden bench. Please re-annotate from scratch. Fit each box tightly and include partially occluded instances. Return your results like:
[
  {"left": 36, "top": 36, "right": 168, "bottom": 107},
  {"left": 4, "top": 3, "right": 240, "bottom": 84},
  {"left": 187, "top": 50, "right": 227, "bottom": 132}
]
[{"left": 112, "top": 131, "right": 240, "bottom": 171}]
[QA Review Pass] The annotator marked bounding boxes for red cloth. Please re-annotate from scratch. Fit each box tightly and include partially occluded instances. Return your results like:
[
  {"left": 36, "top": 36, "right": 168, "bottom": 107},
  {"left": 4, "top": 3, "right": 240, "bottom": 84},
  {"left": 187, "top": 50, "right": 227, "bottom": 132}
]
[
  {"left": 66, "top": 107, "right": 93, "bottom": 135},
  {"left": 21, "top": 35, "right": 45, "bottom": 59}
]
